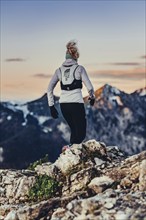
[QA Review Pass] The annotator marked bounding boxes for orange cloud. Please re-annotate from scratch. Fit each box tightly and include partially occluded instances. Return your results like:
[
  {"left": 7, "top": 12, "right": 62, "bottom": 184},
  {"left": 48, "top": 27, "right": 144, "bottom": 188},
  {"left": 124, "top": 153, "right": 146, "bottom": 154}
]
[
  {"left": 32, "top": 73, "right": 51, "bottom": 78},
  {"left": 107, "top": 62, "right": 141, "bottom": 66},
  {"left": 5, "top": 58, "right": 26, "bottom": 62},
  {"left": 89, "top": 67, "right": 146, "bottom": 80}
]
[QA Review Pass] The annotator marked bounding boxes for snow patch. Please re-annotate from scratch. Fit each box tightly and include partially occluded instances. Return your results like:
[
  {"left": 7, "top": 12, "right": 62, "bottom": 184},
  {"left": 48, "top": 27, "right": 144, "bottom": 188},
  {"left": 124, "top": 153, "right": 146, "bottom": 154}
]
[
  {"left": 22, "top": 122, "right": 26, "bottom": 126},
  {"left": 0, "top": 119, "right": 3, "bottom": 123},
  {"left": 2, "top": 102, "right": 29, "bottom": 122},
  {"left": 0, "top": 147, "right": 4, "bottom": 162},
  {"left": 15, "top": 104, "right": 29, "bottom": 119},
  {"left": 111, "top": 87, "right": 121, "bottom": 95},
  {"left": 7, "top": 115, "right": 12, "bottom": 121},
  {"left": 3, "top": 103, "right": 17, "bottom": 112},
  {"left": 139, "top": 89, "right": 146, "bottom": 96},
  {"left": 36, "top": 116, "right": 49, "bottom": 125},
  {"left": 57, "top": 122, "right": 70, "bottom": 141},
  {"left": 42, "top": 127, "right": 52, "bottom": 133},
  {"left": 135, "top": 88, "right": 146, "bottom": 96},
  {"left": 109, "top": 96, "right": 123, "bottom": 106}
]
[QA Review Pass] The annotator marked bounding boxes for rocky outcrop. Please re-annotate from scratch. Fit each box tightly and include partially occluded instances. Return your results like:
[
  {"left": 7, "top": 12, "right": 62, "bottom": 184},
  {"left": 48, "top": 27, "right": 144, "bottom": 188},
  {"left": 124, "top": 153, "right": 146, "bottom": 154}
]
[{"left": 0, "top": 140, "right": 146, "bottom": 220}]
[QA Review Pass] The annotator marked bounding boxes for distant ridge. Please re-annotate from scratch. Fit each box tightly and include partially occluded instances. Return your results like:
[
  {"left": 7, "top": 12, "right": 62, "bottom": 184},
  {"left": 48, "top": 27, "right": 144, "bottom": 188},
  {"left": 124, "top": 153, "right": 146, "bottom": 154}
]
[{"left": 0, "top": 84, "right": 145, "bottom": 169}]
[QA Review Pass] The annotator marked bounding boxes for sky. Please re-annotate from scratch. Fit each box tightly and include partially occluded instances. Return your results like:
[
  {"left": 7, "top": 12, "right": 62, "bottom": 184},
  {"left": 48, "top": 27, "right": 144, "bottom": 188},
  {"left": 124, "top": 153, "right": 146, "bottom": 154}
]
[{"left": 1, "top": 0, "right": 146, "bottom": 102}]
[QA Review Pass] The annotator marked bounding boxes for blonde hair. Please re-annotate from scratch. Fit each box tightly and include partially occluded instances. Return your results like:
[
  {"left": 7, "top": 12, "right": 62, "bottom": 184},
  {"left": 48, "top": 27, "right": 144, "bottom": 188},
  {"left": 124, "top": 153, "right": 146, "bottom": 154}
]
[{"left": 66, "top": 40, "right": 79, "bottom": 60}]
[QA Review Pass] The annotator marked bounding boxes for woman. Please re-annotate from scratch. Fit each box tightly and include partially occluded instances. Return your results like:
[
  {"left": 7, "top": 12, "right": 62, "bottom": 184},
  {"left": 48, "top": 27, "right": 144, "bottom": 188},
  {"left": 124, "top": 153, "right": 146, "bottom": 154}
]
[{"left": 47, "top": 40, "right": 95, "bottom": 150}]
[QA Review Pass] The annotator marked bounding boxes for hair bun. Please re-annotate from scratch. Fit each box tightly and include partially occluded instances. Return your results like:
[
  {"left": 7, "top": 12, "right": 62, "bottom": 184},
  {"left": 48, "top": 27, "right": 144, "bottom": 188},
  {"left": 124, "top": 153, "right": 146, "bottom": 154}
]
[
  {"left": 66, "top": 40, "right": 77, "bottom": 49},
  {"left": 66, "top": 40, "right": 79, "bottom": 60}
]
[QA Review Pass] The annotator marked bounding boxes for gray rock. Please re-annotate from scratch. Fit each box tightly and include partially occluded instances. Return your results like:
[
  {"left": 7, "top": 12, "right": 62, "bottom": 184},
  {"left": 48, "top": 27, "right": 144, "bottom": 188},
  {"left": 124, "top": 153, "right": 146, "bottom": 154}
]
[
  {"left": 5, "top": 211, "right": 18, "bottom": 220},
  {"left": 88, "top": 176, "right": 114, "bottom": 193},
  {"left": 115, "top": 210, "right": 130, "bottom": 220},
  {"left": 51, "top": 208, "right": 66, "bottom": 220},
  {"left": 139, "top": 159, "right": 146, "bottom": 191},
  {"left": 94, "top": 157, "right": 105, "bottom": 166},
  {"left": 104, "top": 198, "right": 116, "bottom": 209}
]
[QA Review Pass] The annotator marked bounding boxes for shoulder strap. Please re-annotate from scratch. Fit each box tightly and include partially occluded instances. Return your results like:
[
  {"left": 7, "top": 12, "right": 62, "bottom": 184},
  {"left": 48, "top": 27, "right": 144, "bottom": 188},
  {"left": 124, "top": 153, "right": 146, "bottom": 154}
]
[
  {"left": 73, "top": 65, "right": 79, "bottom": 79},
  {"left": 59, "top": 68, "right": 62, "bottom": 81},
  {"left": 59, "top": 67, "right": 62, "bottom": 73},
  {"left": 63, "top": 64, "right": 73, "bottom": 67}
]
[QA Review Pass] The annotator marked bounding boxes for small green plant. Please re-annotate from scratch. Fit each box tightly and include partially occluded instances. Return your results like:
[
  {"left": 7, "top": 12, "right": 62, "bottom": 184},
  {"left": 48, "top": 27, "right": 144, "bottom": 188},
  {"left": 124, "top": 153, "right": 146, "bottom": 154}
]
[
  {"left": 29, "top": 174, "right": 60, "bottom": 201},
  {"left": 27, "top": 154, "right": 49, "bottom": 171}
]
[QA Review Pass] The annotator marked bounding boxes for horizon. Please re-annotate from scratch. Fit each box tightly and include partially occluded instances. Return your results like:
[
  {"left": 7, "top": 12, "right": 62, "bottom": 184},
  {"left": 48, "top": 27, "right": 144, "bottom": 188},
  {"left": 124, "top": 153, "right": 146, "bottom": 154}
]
[
  {"left": 1, "top": 0, "right": 146, "bottom": 102},
  {"left": 1, "top": 83, "right": 145, "bottom": 104}
]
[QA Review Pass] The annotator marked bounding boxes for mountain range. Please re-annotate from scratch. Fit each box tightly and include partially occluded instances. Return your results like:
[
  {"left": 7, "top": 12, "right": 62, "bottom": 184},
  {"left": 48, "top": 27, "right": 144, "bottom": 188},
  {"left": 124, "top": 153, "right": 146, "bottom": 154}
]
[{"left": 0, "top": 84, "right": 145, "bottom": 169}]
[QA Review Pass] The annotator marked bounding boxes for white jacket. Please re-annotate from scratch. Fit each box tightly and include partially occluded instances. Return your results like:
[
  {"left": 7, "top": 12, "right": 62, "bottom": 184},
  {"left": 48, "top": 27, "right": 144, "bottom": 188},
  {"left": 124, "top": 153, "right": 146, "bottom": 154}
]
[{"left": 47, "top": 59, "right": 94, "bottom": 106}]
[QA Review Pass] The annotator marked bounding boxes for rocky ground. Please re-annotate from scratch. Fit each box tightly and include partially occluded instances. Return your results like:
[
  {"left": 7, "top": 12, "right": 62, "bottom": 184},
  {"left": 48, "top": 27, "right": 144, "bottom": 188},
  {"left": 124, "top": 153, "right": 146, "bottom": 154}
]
[{"left": 0, "top": 140, "right": 146, "bottom": 220}]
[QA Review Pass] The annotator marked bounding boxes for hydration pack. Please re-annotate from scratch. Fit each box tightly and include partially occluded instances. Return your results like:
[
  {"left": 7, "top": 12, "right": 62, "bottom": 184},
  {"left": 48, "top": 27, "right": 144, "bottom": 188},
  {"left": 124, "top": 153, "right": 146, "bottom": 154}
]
[{"left": 59, "top": 65, "right": 82, "bottom": 91}]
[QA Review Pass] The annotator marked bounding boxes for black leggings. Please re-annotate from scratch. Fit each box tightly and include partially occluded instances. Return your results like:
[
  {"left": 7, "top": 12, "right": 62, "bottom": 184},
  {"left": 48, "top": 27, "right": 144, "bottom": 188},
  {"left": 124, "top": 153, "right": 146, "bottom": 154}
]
[{"left": 60, "top": 103, "right": 86, "bottom": 144}]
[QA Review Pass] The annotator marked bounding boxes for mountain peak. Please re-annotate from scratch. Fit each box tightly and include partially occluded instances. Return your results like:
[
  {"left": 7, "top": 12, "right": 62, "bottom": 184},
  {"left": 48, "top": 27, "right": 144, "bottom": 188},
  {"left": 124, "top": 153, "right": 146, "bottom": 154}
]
[
  {"left": 132, "top": 87, "right": 146, "bottom": 96},
  {"left": 93, "top": 84, "right": 121, "bottom": 100}
]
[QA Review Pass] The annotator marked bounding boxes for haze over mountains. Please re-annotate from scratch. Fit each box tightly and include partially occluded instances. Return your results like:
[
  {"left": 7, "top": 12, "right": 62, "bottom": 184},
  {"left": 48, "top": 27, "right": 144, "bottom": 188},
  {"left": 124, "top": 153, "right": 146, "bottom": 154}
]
[{"left": 0, "top": 84, "right": 146, "bottom": 169}]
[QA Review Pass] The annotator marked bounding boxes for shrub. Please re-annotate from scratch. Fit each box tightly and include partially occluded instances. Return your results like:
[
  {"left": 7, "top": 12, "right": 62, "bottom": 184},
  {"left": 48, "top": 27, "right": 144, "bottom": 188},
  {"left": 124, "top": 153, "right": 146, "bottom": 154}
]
[
  {"left": 27, "top": 154, "right": 48, "bottom": 171},
  {"left": 29, "top": 174, "right": 60, "bottom": 201}
]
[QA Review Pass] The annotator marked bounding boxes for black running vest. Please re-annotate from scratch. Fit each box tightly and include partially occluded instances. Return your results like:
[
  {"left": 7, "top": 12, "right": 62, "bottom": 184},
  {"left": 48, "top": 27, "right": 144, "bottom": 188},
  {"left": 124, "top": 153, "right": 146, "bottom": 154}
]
[{"left": 59, "top": 65, "right": 83, "bottom": 91}]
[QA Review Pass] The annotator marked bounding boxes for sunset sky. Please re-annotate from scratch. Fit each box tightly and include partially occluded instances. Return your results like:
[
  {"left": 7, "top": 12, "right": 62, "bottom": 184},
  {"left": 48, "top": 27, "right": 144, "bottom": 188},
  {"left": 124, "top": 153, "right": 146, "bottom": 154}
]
[{"left": 1, "top": 0, "right": 146, "bottom": 102}]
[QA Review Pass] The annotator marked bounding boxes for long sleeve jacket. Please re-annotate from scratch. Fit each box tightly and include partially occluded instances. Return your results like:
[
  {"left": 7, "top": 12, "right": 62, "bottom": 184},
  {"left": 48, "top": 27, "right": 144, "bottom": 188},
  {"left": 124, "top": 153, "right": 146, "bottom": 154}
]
[{"left": 47, "top": 59, "right": 94, "bottom": 106}]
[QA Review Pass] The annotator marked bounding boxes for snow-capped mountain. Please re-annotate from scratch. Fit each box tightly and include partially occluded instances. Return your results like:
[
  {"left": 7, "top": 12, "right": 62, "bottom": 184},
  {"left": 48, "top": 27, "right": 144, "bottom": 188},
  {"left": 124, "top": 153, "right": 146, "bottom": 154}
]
[
  {"left": 0, "top": 95, "right": 67, "bottom": 169},
  {"left": 85, "top": 84, "right": 146, "bottom": 155},
  {"left": 0, "top": 84, "right": 145, "bottom": 169}
]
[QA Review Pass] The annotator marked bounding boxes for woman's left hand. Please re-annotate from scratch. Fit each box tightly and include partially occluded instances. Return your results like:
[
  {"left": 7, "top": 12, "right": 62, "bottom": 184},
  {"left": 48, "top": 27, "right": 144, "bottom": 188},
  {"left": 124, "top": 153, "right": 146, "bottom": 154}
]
[{"left": 88, "top": 96, "right": 95, "bottom": 106}]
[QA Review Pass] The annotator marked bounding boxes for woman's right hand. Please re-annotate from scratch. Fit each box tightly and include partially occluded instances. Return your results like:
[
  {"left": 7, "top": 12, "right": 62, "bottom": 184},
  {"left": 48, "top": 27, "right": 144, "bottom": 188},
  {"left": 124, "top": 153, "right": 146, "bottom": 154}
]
[{"left": 50, "top": 105, "right": 59, "bottom": 119}]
